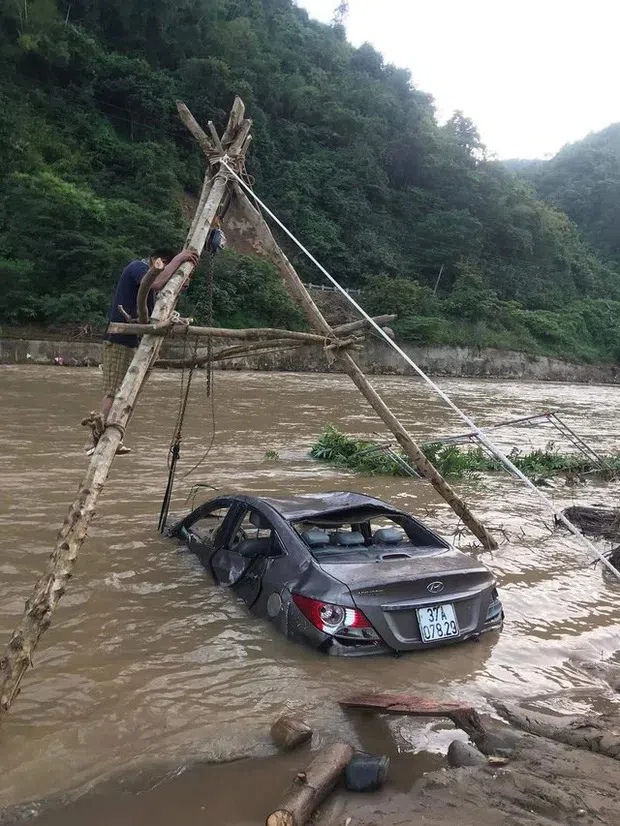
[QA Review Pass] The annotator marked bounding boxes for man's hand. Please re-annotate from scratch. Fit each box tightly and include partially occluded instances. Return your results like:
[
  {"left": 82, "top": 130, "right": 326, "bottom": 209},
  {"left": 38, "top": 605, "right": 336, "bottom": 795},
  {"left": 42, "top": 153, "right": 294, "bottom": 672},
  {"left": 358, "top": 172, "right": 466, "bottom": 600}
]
[{"left": 176, "top": 249, "right": 200, "bottom": 268}]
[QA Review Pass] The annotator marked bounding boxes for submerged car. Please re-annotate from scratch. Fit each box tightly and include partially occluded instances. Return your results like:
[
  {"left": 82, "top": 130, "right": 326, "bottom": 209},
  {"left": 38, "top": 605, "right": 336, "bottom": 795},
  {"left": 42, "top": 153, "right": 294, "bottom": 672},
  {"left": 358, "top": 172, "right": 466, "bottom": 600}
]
[{"left": 169, "top": 491, "right": 503, "bottom": 656}]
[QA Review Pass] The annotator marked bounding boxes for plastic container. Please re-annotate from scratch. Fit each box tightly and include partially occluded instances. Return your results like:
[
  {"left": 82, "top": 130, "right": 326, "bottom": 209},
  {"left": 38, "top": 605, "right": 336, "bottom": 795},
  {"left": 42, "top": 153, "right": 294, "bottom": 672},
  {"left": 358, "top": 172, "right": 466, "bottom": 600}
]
[{"left": 344, "top": 752, "right": 390, "bottom": 792}]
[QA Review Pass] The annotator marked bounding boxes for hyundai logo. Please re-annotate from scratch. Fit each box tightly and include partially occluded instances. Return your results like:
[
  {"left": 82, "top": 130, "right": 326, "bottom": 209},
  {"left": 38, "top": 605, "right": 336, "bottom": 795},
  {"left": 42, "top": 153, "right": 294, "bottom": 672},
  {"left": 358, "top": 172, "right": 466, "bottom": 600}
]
[{"left": 427, "top": 581, "right": 444, "bottom": 594}]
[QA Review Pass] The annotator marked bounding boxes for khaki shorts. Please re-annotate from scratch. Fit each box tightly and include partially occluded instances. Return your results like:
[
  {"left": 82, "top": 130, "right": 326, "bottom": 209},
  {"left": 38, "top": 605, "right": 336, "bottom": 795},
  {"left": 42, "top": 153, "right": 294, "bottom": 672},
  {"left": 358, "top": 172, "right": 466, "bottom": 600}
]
[{"left": 102, "top": 341, "right": 136, "bottom": 397}]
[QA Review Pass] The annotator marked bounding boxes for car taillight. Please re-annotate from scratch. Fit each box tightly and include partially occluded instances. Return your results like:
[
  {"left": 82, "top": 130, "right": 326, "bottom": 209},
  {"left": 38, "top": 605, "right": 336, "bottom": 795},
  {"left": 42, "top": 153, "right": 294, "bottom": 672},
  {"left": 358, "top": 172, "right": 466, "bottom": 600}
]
[{"left": 292, "top": 594, "right": 379, "bottom": 639}]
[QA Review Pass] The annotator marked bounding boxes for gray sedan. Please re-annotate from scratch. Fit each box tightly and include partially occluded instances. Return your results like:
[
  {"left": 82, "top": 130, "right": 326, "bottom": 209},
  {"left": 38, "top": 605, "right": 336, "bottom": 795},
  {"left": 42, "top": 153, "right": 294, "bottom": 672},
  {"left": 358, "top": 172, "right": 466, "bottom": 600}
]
[{"left": 169, "top": 491, "right": 503, "bottom": 656}]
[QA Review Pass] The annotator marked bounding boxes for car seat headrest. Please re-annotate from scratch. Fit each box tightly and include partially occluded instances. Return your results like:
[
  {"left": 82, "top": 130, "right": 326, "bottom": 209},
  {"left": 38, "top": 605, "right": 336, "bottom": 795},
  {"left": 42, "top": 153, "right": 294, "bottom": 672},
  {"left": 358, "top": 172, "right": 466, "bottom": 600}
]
[
  {"left": 333, "top": 530, "right": 364, "bottom": 547},
  {"left": 302, "top": 528, "right": 330, "bottom": 548},
  {"left": 373, "top": 527, "right": 402, "bottom": 545}
]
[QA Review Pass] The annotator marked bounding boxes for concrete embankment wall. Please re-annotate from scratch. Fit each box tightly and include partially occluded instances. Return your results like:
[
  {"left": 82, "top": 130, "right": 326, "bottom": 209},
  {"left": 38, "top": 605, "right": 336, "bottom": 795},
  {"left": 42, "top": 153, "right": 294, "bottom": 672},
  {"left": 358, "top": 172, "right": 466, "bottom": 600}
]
[{"left": 2, "top": 335, "right": 619, "bottom": 384}]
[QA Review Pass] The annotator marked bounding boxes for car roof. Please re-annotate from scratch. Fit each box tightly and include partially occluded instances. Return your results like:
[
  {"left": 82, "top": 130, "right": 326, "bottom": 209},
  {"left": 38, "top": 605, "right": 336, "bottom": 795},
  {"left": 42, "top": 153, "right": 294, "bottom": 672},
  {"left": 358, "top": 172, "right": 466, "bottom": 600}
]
[{"left": 256, "top": 491, "right": 405, "bottom": 522}]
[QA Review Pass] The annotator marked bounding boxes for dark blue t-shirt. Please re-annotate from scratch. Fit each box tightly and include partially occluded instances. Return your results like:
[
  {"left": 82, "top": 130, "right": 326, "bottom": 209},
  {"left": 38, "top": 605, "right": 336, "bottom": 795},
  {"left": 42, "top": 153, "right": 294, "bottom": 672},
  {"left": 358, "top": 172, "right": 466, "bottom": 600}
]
[{"left": 105, "top": 259, "right": 154, "bottom": 348}]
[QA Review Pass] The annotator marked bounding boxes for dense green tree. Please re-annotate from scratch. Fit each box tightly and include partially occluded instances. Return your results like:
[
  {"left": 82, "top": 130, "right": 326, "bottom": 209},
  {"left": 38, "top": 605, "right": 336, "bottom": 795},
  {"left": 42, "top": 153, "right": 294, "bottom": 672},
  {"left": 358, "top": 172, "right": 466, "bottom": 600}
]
[{"left": 531, "top": 124, "right": 620, "bottom": 261}]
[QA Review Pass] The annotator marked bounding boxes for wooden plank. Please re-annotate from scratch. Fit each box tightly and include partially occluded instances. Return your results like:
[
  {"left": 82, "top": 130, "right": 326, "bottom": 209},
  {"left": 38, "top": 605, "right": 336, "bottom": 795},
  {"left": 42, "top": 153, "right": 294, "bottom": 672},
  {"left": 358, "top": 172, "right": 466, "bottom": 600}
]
[
  {"left": 341, "top": 693, "right": 487, "bottom": 746},
  {"left": 341, "top": 693, "right": 475, "bottom": 715}
]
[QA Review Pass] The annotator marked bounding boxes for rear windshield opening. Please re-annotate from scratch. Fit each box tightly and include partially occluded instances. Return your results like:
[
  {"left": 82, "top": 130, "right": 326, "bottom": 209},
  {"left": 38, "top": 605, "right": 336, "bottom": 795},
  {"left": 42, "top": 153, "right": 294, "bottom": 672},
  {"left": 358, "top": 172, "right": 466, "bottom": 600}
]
[{"left": 293, "top": 510, "right": 446, "bottom": 560}]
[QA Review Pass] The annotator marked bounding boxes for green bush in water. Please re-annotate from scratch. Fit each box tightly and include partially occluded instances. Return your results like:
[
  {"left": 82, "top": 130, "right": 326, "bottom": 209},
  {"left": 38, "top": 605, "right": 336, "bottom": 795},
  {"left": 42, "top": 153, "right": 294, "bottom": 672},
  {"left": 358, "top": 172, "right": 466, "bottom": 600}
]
[{"left": 310, "top": 425, "right": 620, "bottom": 480}]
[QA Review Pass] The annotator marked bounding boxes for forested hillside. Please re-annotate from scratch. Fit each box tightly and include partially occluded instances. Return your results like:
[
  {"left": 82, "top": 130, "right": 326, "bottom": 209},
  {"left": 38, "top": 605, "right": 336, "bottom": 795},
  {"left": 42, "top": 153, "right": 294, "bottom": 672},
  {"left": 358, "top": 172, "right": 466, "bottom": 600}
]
[
  {"left": 532, "top": 124, "right": 620, "bottom": 262},
  {"left": 2, "top": 0, "right": 620, "bottom": 362}
]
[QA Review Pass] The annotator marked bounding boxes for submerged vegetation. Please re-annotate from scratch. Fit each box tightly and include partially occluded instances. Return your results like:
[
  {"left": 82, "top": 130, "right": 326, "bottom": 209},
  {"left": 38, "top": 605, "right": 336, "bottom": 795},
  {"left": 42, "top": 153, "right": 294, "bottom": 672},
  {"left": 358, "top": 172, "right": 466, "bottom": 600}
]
[
  {"left": 1, "top": 1, "right": 620, "bottom": 362},
  {"left": 310, "top": 425, "right": 620, "bottom": 481}
]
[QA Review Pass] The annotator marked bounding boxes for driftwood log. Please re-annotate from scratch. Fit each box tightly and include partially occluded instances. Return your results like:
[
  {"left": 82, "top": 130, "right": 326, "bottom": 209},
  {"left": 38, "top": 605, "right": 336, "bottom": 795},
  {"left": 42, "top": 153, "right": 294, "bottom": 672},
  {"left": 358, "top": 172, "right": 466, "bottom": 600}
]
[
  {"left": 224, "top": 185, "right": 498, "bottom": 550},
  {"left": 0, "top": 98, "right": 251, "bottom": 720},
  {"left": 266, "top": 742, "right": 353, "bottom": 826},
  {"left": 494, "top": 702, "right": 620, "bottom": 760},
  {"left": 271, "top": 714, "right": 313, "bottom": 751}
]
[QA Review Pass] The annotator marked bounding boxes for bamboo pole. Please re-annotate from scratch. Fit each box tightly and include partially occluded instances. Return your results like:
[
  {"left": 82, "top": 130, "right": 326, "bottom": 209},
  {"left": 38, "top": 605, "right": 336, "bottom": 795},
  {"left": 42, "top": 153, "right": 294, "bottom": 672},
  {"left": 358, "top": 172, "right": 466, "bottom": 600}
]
[
  {"left": 155, "top": 317, "right": 393, "bottom": 369},
  {"left": 106, "top": 322, "right": 334, "bottom": 344},
  {"left": 0, "top": 101, "right": 249, "bottom": 720},
  {"left": 226, "top": 187, "right": 497, "bottom": 550},
  {"left": 164, "top": 334, "right": 362, "bottom": 368}
]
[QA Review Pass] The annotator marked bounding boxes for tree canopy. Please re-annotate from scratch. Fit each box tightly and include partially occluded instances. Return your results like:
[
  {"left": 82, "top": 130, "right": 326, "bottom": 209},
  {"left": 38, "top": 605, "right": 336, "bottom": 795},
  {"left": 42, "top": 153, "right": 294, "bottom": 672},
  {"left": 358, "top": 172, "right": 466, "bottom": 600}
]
[
  {"left": 1, "top": 0, "right": 619, "bottom": 363},
  {"left": 529, "top": 124, "right": 620, "bottom": 262}
]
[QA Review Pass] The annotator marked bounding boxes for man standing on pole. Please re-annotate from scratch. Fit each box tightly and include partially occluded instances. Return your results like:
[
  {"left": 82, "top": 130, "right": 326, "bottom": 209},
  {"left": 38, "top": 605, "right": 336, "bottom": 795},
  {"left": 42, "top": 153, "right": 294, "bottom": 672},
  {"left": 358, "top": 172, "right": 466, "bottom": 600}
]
[{"left": 86, "top": 247, "right": 198, "bottom": 455}]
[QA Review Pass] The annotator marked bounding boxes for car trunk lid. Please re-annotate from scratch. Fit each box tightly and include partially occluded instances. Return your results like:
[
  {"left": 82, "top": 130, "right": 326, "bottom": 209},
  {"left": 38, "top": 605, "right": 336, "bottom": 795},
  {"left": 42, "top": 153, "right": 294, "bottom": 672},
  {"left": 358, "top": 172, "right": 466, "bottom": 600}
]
[{"left": 319, "top": 548, "right": 494, "bottom": 650}]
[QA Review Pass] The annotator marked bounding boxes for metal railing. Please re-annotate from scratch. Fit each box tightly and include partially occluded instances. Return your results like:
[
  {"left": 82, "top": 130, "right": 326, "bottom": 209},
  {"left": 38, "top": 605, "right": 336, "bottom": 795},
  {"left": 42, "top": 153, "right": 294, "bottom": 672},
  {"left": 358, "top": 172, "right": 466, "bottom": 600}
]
[{"left": 304, "top": 283, "right": 363, "bottom": 296}]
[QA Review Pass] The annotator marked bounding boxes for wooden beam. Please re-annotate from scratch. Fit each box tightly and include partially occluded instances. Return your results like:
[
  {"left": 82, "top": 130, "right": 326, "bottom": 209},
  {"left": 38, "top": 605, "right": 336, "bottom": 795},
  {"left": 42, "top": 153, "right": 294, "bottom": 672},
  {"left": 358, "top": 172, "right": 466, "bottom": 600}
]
[
  {"left": 333, "top": 314, "right": 396, "bottom": 335},
  {"left": 176, "top": 101, "right": 216, "bottom": 159},
  {"left": 156, "top": 329, "right": 365, "bottom": 369},
  {"left": 228, "top": 118, "right": 253, "bottom": 155},
  {"left": 220, "top": 96, "right": 245, "bottom": 148},
  {"left": 156, "top": 317, "right": 389, "bottom": 369},
  {"left": 207, "top": 120, "right": 223, "bottom": 153},
  {"left": 226, "top": 187, "right": 498, "bottom": 550},
  {"left": 0, "top": 99, "right": 251, "bottom": 720},
  {"left": 106, "top": 322, "right": 333, "bottom": 344}
]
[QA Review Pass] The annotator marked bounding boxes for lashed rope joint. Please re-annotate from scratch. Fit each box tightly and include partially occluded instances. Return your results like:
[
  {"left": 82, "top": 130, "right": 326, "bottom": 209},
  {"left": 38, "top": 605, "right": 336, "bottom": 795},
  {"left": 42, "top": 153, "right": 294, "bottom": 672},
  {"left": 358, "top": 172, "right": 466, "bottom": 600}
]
[
  {"left": 81, "top": 411, "right": 105, "bottom": 446},
  {"left": 81, "top": 412, "right": 125, "bottom": 447}
]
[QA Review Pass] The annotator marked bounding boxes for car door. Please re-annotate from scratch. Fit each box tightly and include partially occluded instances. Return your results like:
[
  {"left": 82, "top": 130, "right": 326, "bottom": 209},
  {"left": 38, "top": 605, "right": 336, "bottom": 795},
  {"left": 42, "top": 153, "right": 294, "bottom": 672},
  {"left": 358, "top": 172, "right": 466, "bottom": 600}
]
[
  {"left": 184, "top": 500, "right": 241, "bottom": 568},
  {"left": 210, "top": 506, "right": 281, "bottom": 609}
]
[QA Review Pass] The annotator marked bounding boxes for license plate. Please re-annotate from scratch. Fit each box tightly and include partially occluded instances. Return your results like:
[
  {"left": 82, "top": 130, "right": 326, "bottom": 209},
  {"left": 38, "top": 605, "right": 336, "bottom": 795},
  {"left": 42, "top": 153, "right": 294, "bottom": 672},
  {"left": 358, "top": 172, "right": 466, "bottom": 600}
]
[{"left": 417, "top": 603, "right": 460, "bottom": 642}]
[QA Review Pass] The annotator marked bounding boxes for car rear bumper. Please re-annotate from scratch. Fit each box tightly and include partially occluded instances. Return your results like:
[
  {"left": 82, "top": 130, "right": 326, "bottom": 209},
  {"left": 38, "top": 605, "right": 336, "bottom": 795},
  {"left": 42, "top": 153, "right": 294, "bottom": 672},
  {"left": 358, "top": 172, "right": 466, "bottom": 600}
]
[
  {"left": 320, "top": 612, "right": 504, "bottom": 656},
  {"left": 286, "top": 594, "right": 503, "bottom": 657}
]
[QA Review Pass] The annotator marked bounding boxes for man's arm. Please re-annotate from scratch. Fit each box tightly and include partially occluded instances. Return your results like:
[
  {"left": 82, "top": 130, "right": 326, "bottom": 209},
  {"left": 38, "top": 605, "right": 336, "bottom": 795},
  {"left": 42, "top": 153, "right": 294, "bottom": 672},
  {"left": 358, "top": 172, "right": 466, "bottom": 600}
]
[
  {"left": 136, "top": 265, "right": 164, "bottom": 324},
  {"left": 151, "top": 249, "right": 200, "bottom": 292}
]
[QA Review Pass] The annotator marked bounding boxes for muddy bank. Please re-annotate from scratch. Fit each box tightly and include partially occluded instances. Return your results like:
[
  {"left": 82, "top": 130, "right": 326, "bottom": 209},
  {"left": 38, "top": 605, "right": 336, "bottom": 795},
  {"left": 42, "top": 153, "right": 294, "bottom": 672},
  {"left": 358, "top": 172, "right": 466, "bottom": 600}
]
[
  {"left": 2, "top": 335, "right": 619, "bottom": 383},
  {"left": 323, "top": 731, "right": 620, "bottom": 826},
  {"left": 4, "top": 706, "right": 620, "bottom": 826}
]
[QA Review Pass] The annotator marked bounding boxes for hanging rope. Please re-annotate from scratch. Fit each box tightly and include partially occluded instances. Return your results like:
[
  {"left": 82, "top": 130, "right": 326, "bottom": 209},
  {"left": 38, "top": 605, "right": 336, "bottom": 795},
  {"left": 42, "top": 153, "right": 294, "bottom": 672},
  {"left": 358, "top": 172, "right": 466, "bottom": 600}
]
[
  {"left": 205, "top": 242, "right": 215, "bottom": 398},
  {"left": 158, "top": 326, "right": 198, "bottom": 532},
  {"left": 158, "top": 225, "right": 227, "bottom": 530},
  {"left": 182, "top": 246, "right": 217, "bottom": 480}
]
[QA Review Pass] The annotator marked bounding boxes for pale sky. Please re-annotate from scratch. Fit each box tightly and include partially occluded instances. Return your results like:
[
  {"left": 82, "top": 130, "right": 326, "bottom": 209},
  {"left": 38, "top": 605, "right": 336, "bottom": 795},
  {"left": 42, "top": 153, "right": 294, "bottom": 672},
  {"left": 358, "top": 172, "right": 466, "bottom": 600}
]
[{"left": 296, "top": 0, "right": 620, "bottom": 159}]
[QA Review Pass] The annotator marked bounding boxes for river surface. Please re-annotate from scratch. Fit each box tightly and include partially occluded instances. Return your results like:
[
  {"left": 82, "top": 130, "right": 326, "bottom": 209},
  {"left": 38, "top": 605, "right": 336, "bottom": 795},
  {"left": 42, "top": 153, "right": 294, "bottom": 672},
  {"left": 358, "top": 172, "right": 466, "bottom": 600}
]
[{"left": 1, "top": 365, "right": 619, "bottom": 812}]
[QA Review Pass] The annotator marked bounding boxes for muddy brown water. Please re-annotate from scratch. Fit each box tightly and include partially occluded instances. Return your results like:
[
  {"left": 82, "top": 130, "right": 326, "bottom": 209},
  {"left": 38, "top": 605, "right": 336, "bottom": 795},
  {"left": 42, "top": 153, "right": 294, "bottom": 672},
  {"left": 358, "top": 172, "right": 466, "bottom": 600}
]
[{"left": 1, "top": 365, "right": 619, "bottom": 817}]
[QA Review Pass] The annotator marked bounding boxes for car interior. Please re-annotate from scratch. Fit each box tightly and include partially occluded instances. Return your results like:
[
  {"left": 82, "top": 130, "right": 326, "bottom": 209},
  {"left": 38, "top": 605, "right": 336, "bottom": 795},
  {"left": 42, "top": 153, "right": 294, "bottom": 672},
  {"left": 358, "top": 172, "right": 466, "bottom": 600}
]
[
  {"left": 293, "top": 508, "right": 447, "bottom": 561},
  {"left": 229, "top": 509, "right": 280, "bottom": 557}
]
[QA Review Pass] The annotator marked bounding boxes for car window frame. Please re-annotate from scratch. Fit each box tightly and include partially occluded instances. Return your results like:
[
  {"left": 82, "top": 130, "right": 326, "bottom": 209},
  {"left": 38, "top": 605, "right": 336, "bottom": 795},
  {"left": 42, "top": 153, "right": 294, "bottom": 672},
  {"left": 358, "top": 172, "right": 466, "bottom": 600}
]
[
  {"left": 181, "top": 499, "right": 240, "bottom": 545},
  {"left": 223, "top": 505, "right": 287, "bottom": 558}
]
